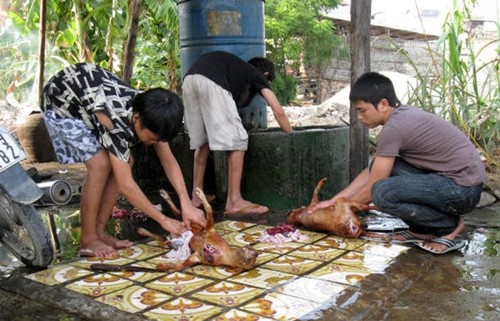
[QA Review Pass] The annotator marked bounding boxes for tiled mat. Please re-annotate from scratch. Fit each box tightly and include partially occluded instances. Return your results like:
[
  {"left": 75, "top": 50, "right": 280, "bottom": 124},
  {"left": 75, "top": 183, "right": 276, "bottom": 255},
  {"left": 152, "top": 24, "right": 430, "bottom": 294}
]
[{"left": 25, "top": 220, "right": 410, "bottom": 320}]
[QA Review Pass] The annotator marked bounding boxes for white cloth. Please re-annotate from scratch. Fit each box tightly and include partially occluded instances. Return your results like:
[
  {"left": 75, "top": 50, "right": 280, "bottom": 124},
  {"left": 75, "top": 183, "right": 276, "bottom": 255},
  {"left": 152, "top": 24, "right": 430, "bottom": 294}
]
[
  {"left": 165, "top": 231, "right": 193, "bottom": 260},
  {"left": 259, "top": 229, "right": 308, "bottom": 244}
]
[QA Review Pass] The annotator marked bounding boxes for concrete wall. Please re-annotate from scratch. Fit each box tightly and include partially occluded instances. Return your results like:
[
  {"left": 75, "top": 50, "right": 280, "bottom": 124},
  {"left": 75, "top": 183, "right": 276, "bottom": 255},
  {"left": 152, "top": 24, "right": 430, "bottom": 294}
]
[{"left": 298, "top": 36, "right": 440, "bottom": 104}]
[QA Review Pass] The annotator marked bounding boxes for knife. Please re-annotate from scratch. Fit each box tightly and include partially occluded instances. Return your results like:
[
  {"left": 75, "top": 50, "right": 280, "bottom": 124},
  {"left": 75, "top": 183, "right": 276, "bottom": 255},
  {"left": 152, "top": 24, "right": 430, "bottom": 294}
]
[{"left": 90, "top": 263, "right": 162, "bottom": 273}]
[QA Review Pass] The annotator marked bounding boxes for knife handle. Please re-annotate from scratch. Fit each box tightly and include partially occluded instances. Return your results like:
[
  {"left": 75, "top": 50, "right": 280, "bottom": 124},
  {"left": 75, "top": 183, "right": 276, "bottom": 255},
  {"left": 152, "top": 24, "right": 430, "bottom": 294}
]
[{"left": 90, "top": 263, "right": 122, "bottom": 271}]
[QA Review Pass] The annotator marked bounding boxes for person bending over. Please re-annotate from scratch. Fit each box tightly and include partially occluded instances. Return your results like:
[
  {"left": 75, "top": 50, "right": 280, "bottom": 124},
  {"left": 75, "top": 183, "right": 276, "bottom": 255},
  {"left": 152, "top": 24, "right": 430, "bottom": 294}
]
[
  {"left": 41, "top": 63, "right": 206, "bottom": 258},
  {"left": 182, "top": 51, "right": 293, "bottom": 216}
]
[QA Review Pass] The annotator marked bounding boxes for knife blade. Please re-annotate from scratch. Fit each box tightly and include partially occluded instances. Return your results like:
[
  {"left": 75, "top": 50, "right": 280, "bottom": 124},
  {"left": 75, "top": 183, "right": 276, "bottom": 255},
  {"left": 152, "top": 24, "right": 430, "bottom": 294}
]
[{"left": 90, "top": 263, "right": 162, "bottom": 273}]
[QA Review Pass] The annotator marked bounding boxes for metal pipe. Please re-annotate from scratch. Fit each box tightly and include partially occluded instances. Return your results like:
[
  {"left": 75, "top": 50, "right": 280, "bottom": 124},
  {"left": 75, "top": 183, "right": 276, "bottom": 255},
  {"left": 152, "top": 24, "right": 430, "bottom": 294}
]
[{"left": 36, "top": 180, "right": 73, "bottom": 206}]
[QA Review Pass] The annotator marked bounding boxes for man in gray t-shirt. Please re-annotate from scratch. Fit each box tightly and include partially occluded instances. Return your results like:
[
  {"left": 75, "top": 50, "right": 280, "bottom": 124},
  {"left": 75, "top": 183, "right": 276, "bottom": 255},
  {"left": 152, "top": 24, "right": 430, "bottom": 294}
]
[{"left": 315, "top": 72, "right": 487, "bottom": 255}]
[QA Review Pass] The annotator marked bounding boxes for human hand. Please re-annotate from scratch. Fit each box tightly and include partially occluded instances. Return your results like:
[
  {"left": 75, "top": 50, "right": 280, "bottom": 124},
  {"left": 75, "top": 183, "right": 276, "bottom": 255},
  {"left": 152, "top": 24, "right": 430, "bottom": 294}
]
[
  {"left": 181, "top": 204, "right": 207, "bottom": 229},
  {"left": 159, "top": 216, "right": 187, "bottom": 237},
  {"left": 307, "top": 199, "right": 334, "bottom": 214}
]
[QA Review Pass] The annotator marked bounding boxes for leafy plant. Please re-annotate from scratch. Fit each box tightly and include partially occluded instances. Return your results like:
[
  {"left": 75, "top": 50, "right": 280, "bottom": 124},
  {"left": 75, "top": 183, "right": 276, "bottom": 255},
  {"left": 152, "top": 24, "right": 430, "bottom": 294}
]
[
  {"left": 394, "top": 0, "right": 499, "bottom": 159},
  {"left": 272, "top": 72, "right": 298, "bottom": 106},
  {"left": 264, "top": 0, "right": 345, "bottom": 104},
  {"left": 133, "top": 0, "right": 180, "bottom": 92},
  {"left": 1, "top": 0, "right": 180, "bottom": 104}
]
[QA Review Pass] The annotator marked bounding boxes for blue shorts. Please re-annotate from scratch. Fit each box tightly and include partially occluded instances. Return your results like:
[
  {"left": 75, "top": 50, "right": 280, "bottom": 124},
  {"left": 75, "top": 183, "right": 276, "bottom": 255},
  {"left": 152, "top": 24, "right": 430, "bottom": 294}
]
[{"left": 42, "top": 110, "right": 101, "bottom": 163}]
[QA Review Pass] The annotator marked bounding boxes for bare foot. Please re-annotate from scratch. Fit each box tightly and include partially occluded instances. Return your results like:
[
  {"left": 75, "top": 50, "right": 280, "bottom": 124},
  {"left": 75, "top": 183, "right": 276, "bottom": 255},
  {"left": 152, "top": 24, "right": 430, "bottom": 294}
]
[
  {"left": 100, "top": 233, "right": 133, "bottom": 249},
  {"left": 79, "top": 239, "right": 118, "bottom": 258},
  {"left": 418, "top": 218, "right": 465, "bottom": 254}
]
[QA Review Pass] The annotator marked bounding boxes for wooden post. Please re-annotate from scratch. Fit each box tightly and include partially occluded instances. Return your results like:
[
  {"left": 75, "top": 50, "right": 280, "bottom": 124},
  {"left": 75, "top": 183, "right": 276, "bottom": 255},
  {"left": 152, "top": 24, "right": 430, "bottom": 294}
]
[
  {"left": 38, "top": 0, "right": 47, "bottom": 106},
  {"left": 123, "top": 0, "right": 141, "bottom": 84},
  {"left": 349, "top": 0, "right": 371, "bottom": 181}
]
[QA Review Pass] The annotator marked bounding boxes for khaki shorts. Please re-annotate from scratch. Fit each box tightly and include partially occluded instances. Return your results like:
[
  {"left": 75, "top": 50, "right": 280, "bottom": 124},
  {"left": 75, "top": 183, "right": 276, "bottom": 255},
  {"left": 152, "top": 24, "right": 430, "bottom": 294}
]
[{"left": 183, "top": 74, "right": 248, "bottom": 151}]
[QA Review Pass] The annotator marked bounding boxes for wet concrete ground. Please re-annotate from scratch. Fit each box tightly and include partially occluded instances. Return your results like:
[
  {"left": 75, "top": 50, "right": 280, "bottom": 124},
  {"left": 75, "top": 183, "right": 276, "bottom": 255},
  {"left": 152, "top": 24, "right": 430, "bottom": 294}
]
[{"left": 0, "top": 203, "right": 499, "bottom": 321}]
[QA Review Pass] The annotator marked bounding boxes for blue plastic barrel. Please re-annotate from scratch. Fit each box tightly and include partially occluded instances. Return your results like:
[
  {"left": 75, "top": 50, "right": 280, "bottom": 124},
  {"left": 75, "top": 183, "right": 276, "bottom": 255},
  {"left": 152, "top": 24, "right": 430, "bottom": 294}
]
[{"left": 177, "top": 0, "right": 267, "bottom": 129}]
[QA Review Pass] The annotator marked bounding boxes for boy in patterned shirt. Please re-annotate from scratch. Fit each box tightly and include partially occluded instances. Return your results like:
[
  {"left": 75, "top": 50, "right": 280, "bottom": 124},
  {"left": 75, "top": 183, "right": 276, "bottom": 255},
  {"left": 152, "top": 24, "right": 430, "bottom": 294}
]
[{"left": 41, "top": 63, "right": 205, "bottom": 258}]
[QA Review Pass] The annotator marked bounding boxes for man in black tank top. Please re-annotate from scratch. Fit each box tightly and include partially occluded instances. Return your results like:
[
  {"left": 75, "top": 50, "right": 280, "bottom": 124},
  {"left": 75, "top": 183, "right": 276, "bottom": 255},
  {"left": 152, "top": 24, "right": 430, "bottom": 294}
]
[{"left": 182, "top": 51, "right": 293, "bottom": 216}]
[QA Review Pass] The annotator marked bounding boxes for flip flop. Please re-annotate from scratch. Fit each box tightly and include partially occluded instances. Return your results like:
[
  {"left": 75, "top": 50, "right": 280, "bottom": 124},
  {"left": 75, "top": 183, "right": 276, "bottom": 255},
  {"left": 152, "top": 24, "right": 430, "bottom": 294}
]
[
  {"left": 390, "top": 230, "right": 422, "bottom": 244},
  {"left": 223, "top": 203, "right": 269, "bottom": 217},
  {"left": 78, "top": 248, "right": 96, "bottom": 257},
  {"left": 415, "top": 238, "right": 466, "bottom": 255}
]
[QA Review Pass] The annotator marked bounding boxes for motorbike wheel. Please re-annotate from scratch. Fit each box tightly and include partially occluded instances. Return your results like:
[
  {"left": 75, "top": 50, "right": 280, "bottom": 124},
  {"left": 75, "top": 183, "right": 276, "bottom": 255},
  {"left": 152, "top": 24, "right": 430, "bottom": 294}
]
[{"left": 0, "top": 193, "right": 54, "bottom": 268}]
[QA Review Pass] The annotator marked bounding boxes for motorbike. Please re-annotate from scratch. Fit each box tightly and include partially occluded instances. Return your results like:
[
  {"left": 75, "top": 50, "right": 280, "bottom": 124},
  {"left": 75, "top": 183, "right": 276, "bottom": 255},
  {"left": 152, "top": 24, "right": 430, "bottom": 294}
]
[{"left": 0, "top": 126, "right": 54, "bottom": 268}]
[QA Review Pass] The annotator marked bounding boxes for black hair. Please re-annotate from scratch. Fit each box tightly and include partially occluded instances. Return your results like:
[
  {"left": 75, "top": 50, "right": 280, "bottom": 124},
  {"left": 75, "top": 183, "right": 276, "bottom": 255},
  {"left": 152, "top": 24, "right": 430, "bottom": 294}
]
[
  {"left": 349, "top": 72, "right": 401, "bottom": 108},
  {"left": 248, "top": 57, "right": 276, "bottom": 82},
  {"left": 131, "top": 88, "right": 183, "bottom": 142}
]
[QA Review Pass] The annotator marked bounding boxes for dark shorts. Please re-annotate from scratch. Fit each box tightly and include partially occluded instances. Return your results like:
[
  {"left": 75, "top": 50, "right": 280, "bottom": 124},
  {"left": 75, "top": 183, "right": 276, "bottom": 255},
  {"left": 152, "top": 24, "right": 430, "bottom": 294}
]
[{"left": 42, "top": 110, "right": 101, "bottom": 163}]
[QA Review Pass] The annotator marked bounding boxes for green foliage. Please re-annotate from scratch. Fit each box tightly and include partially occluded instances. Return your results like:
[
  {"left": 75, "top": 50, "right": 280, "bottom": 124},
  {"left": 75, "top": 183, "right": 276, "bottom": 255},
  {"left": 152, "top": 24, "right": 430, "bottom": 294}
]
[
  {"left": 264, "top": 0, "right": 344, "bottom": 104},
  {"left": 398, "top": 0, "right": 499, "bottom": 156},
  {"left": 1, "top": 0, "right": 344, "bottom": 105},
  {"left": 133, "top": 0, "right": 180, "bottom": 91},
  {"left": 0, "top": 0, "right": 180, "bottom": 102},
  {"left": 272, "top": 72, "right": 298, "bottom": 106}
]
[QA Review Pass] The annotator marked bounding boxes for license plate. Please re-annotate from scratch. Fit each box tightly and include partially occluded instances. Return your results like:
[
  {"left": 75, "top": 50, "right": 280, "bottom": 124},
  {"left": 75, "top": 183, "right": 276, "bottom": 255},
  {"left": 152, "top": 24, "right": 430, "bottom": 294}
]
[{"left": 0, "top": 127, "right": 26, "bottom": 172}]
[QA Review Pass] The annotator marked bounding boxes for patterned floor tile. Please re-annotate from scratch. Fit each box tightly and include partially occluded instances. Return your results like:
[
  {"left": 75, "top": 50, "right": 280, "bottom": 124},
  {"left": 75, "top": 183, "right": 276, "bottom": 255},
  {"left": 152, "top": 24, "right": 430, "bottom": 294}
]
[
  {"left": 213, "top": 309, "right": 277, "bottom": 321},
  {"left": 314, "top": 235, "right": 367, "bottom": 250},
  {"left": 96, "top": 285, "right": 171, "bottom": 313},
  {"left": 24, "top": 264, "right": 93, "bottom": 285},
  {"left": 274, "top": 276, "right": 348, "bottom": 304},
  {"left": 145, "top": 253, "right": 180, "bottom": 267},
  {"left": 117, "top": 243, "right": 167, "bottom": 261},
  {"left": 100, "top": 268, "right": 165, "bottom": 283},
  {"left": 228, "top": 267, "right": 296, "bottom": 289},
  {"left": 296, "top": 230, "right": 328, "bottom": 243},
  {"left": 259, "top": 254, "right": 324, "bottom": 275},
  {"left": 288, "top": 244, "right": 346, "bottom": 262},
  {"left": 255, "top": 251, "right": 281, "bottom": 265},
  {"left": 186, "top": 264, "right": 244, "bottom": 279},
  {"left": 21, "top": 217, "right": 412, "bottom": 321},
  {"left": 308, "top": 262, "right": 372, "bottom": 285},
  {"left": 242, "top": 224, "right": 274, "bottom": 235},
  {"left": 253, "top": 241, "right": 304, "bottom": 254},
  {"left": 70, "top": 256, "right": 135, "bottom": 270},
  {"left": 190, "top": 281, "right": 264, "bottom": 307},
  {"left": 357, "top": 241, "right": 411, "bottom": 258},
  {"left": 144, "top": 239, "right": 164, "bottom": 248},
  {"left": 143, "top": 297, "right": 222, "bottom": 321},
  {"left": 145, "top": 272, "right": 214, "bottom": 296},
  {"left": 334, "top": 250, "right": 393, "bottom": 273},
  {"left": 214, "top": 220, "right": 256, "bottom": 232},
  {"left": 222, "top": 231, "right": 261, "bottom": 247},
  {"left": 241, "top": 292, "right": 321, "bottom": 320},
  {"left": 65, "top": 272, "right": 134, "bottom": 297}
]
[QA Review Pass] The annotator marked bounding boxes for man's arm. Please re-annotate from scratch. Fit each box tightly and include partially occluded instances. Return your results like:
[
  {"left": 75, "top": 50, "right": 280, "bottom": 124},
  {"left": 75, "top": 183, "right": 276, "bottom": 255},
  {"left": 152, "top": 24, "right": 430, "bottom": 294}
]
[
  {"left": 109, "top": 152, "right": 187, "bottom": 235},
  {"left": 314, "top": 156, "right": 395, "bottom": 209},
  {"left": 350, "top": 156, "right": 395, "bottom": 204},
  {"left": 261, "top": 88, "right": 293, "bottom": 133},
  {"left": 154, "top": 142, "right": 206, "bottom": 228}
]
